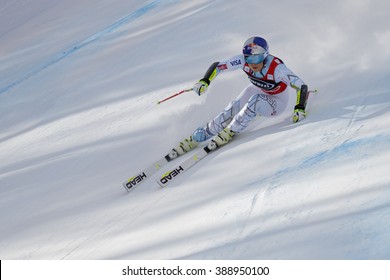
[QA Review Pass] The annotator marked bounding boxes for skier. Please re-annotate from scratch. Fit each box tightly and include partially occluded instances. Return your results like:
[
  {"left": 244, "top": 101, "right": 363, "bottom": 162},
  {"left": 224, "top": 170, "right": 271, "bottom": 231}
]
[{"left": 172, "top": 36, "right": 309, "bottom": 156}]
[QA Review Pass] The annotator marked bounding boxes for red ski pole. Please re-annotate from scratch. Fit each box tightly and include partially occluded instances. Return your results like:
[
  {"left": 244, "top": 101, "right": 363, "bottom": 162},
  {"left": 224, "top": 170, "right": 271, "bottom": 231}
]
[{"left": 157, "top": 88, "right": 193, "bottom": 104}]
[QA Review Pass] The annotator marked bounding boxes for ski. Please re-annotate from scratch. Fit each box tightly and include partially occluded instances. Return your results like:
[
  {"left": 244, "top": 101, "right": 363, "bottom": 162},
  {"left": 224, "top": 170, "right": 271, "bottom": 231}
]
[
  {"left": 122, "top": 137, "right": 201, "bottom": 192},
  {"left": 157, "top": 141, "right": 219, "bottom": 188},
  {"left": 122, "top": 150, "right": 178, "bottom": 192}
]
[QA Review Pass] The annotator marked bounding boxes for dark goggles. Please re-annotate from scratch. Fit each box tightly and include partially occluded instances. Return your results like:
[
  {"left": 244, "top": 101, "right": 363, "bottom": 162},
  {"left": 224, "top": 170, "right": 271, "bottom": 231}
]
[{"left": 244, "top": 54, "right": 266, "bottom": 64}]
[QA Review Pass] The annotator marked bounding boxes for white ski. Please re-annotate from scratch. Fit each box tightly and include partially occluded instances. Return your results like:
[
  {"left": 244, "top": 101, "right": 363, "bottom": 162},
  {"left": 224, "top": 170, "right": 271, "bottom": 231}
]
[
  {"left": 122, "top": 136, "right": 201, "bottom": 192},
  {"left": 122, "top": 151, "right": 178, "bottom": 192},
  {"left": 157, "top": 141, "right": 218, "bottom": 188}
]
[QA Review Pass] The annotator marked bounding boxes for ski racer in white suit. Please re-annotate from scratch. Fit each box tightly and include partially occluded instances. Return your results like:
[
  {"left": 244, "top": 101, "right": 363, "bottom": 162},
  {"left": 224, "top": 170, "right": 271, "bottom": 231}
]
[{"left": 173, "top": 36, "right": 309, "bottom": 155}]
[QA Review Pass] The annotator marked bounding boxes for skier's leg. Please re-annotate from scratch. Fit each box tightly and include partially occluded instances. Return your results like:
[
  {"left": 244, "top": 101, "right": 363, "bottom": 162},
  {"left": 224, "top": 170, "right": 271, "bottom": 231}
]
[
  {"left": 192, "top": 85, "right": 257, "bottom": 142},
  {"left": 229, "top": 91, "right": 289, "bottom": 133},
  {"left": 210, "top": 90, "right": 289, "bottom": 148}
]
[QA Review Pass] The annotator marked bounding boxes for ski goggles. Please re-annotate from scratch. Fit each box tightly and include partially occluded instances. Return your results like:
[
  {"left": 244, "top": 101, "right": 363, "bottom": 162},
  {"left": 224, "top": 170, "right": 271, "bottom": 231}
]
[{"left": 244, "top": 54, "right": 266, "bottom": 64}]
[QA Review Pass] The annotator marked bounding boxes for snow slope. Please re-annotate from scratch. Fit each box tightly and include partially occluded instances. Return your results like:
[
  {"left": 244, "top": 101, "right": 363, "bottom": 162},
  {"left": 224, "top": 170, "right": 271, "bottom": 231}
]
[{"left": 0, "top": 0, "right": 389, "bottom": 259}]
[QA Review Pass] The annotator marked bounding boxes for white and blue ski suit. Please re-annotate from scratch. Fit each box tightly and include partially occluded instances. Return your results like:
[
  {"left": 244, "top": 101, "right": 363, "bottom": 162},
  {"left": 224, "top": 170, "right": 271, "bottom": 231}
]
[{"left": 192, "top": 54, "right": 307, "bottom": 142}]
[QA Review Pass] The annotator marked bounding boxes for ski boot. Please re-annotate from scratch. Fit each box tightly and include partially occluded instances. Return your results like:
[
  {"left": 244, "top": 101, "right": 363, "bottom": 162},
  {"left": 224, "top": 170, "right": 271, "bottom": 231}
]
[
  {"left": 169, "top": 136, "right": 198, "bottom": 159},
  {"left": 207, "top": 128, "right": 235, "bottom": 151}
]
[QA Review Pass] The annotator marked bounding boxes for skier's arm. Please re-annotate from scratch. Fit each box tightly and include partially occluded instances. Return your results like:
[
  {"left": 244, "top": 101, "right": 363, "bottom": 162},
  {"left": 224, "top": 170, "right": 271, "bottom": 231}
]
[
  {"left": 294, "top": 84, "right": 309, "bottom": 111},
  {"left": 193, "top": 55, "right": 245, "bottom": 95},
  {"left": 292, "top": 84, "right": 309, "bottom": 122},
  {"left": 275, "top": 64, "right": 309, "bottom": 122},
  {"left": 193, "top": 62, "right": 218, "bottom": 96}
]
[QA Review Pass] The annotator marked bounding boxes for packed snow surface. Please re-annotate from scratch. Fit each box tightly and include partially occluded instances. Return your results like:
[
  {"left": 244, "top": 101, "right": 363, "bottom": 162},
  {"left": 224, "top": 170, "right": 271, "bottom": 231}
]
[{"left": 0, "top": 0, "right": 389, "bottom": 259}]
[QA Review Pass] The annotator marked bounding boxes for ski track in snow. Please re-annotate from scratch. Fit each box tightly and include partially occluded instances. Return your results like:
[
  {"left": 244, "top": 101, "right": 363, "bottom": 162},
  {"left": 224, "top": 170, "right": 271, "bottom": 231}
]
[
  {"left": 0, "top": 0, "right": 161, "bottom": 95},
  {"left": 260, "top": 135, "right": 386, "bottom": 192}
]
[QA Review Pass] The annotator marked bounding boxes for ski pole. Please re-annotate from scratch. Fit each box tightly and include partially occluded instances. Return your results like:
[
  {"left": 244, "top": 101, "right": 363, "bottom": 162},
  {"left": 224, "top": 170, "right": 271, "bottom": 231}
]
[{"left": 157, "top": 88, "right": 193, "bottom": 104}]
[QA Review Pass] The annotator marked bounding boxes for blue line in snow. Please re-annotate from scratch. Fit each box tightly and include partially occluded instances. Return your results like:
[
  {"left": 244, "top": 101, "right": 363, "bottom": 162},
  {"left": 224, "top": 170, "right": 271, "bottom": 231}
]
[
  {"left": 247, "top": 134, "right": 389, "bottom": 189},
  {"left": 0, "top": 0, "right": 160, "bottom": 95}
]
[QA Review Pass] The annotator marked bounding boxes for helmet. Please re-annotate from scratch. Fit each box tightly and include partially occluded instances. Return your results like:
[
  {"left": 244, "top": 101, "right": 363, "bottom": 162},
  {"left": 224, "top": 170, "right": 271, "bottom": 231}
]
[{"left": 242, "top": 36, "right": 269, "bottom": 64}]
